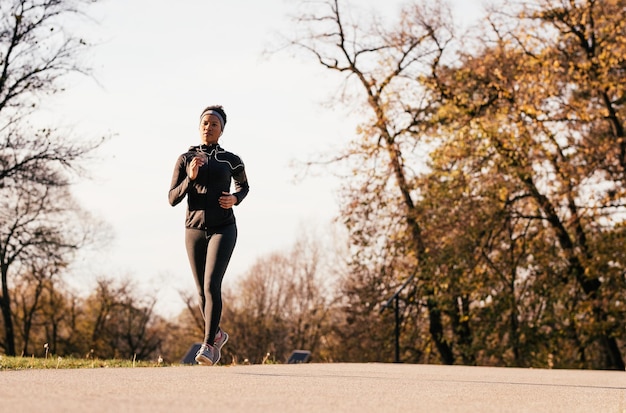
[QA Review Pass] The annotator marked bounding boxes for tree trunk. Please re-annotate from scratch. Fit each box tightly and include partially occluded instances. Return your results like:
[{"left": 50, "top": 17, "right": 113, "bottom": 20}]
[
  {"left": 427, "top": 296, "right": 454, "bottom": 365},
  {"left": 1, "top": 267, "right": 16, "bottom": 356}
]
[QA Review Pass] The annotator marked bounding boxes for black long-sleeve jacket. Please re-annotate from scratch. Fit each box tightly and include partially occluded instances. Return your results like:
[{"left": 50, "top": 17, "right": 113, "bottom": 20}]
[{"left": 168, "top": 143, "right": 249, "bottom": 229}]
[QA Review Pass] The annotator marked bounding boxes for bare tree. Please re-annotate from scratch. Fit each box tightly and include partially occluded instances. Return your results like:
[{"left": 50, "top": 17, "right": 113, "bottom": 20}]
[
  {"left": 0, "top": 0, "right": 109, "bottom": 355},
  {"left": 0, "top": 179, "right": 97, "bottom": 355},
  {"left": 0, "top": 0, "right": 106, "bottom": 185},
  {"left": 80, "top": 277, "right": 162, "bottom": 360},
  {"left": 218, "top": 227, "right": 342, "bottom": 364},
  {"left": 284, "top": 0, "right": 458, "bottom": 364},
  {"left": 13, "top": 265, "right": 61, "bottom": 356}
]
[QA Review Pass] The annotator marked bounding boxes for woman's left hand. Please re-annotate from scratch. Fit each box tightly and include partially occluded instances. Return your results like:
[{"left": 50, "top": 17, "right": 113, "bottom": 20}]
[{"left": 219, "top": 191, "right": 237, "bottom": 209}]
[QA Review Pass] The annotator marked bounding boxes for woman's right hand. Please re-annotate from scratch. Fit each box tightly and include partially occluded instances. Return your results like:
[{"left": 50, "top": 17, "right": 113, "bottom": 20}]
[{"left": 187, "top": 155, "right": 205, "bottom": 180}]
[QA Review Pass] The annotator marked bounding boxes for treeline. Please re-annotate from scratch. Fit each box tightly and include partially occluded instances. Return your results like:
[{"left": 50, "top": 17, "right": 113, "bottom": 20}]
[{"left": 0, "top": 232, "right": 347, "bottom": 364}]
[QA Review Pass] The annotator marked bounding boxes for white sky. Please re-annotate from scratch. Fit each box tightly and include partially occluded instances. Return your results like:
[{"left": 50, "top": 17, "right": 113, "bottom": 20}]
[{"left": 43, "top": 0, "right": 489, "bottom": 317}]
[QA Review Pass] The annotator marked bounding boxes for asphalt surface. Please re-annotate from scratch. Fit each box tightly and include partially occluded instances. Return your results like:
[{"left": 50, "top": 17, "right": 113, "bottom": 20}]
[{"left": 1, "top": 362, "right": 625, "bottom": 412}]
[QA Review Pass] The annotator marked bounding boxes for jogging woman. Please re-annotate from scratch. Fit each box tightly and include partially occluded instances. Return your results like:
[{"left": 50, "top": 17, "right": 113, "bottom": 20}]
[{"left": 168, "top": 105, "right": 249, "bottom": 365}]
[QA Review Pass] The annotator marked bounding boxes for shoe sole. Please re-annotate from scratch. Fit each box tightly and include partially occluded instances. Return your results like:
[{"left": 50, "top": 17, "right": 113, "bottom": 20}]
[{"left": 195, "top": 354, "right": 214, "bottom": 366}]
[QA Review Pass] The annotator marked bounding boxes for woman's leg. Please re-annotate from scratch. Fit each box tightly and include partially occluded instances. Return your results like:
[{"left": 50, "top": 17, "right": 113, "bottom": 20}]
[
  {"left": 202, "top": 223, "right": 237, "bottom": 344},
  {"left": 185, "top": 228, "right": 208, "bottom": 321}
]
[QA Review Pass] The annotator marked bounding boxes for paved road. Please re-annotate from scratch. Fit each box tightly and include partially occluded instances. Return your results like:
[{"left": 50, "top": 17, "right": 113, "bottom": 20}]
[{"left": 1, "top": 363, "right": 625, "bottom": 412}]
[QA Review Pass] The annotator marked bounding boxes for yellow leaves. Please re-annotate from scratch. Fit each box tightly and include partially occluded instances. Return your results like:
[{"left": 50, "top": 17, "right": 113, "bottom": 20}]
[{"left": 498, "top": 187, "right": 509, "bottom": 203}]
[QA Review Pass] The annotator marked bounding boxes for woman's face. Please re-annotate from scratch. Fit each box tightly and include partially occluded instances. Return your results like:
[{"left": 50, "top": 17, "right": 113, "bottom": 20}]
[{"left": 199, "top": 113, "right": 223, "bottom": 145}]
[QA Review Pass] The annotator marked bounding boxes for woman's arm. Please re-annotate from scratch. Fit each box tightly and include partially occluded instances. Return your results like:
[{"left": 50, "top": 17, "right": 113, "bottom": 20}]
[
  {"left": 168, "top": 155, "right": 192, "bottom": 206},
  {"left": 231, "top": 167, "right": 249, "bottom": 205}
]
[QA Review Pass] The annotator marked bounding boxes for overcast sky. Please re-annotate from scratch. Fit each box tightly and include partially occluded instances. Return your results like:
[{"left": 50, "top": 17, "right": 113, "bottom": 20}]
[{"left": 43, "top": 0, "right": 488, "bottom": 316}]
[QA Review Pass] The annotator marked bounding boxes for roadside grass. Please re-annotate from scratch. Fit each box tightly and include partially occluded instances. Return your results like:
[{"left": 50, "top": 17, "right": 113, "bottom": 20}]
[{"left": 0, "top": 354, "right": 171, "bottom": 370}]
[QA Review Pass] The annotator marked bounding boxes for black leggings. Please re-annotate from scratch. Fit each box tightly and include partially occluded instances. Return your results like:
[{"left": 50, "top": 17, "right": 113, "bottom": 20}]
[{"left": 185, "top": 224, "right": 237, "bottom": 345}]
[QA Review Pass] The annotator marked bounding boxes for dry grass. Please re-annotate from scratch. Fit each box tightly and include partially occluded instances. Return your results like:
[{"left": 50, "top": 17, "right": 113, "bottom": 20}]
[{"left": 0, "top": 354, "right": 171, "bottom": 370}]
